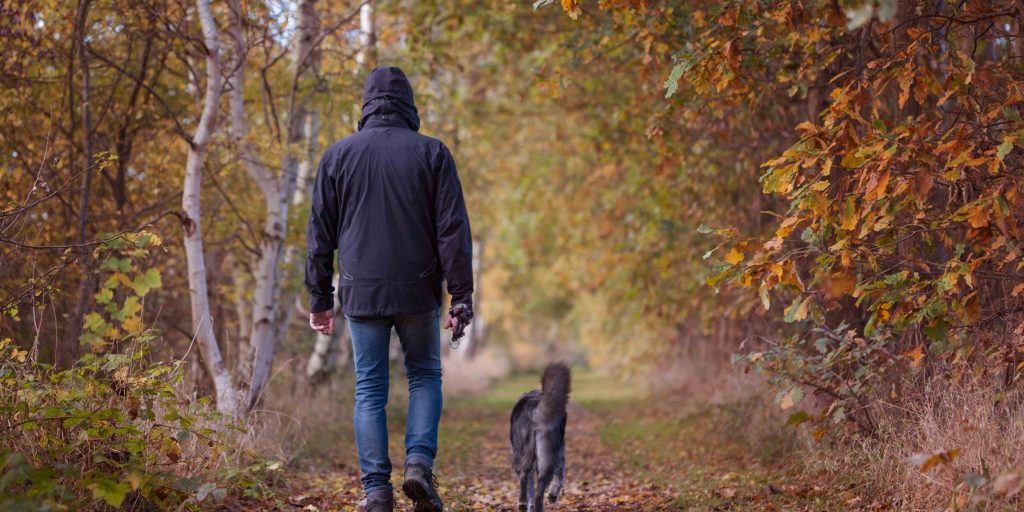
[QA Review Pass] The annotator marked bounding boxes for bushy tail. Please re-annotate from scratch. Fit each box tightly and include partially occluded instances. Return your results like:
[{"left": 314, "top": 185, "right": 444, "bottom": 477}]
[{"left": 538, "top": 363, "right": 571, "bottom": 424}]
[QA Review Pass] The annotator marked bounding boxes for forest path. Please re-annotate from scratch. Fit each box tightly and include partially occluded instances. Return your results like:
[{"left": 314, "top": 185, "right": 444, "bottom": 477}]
[{"left": 278, "top": 371, "right": 833, "bottom": 511}]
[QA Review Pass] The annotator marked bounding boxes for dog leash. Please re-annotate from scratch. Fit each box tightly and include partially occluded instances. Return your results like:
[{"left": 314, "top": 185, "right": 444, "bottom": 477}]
[{"left": 448, "top": 304, "right": 472, "bottom": 349}]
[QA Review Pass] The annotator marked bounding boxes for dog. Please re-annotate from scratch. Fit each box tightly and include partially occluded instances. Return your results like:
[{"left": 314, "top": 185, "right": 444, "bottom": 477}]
[{"left": 510, "top": 363, "right": 571, "bottom": 511}]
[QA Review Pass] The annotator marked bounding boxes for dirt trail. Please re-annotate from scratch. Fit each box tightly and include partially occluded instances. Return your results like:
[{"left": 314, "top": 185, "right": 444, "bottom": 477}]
[
  {"left": 437, "top": 403, "right": 677, "bottom": 511},
  {"left": 278, "top": 372, "right": 827, "bottom": 512}
]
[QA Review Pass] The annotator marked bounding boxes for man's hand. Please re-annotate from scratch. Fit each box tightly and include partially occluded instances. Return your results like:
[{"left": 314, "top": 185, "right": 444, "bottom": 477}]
[
  {"left": 444, "top": 303, "right": 474, "bottom": 341},
  {"left": 443, "top": 312, "right": 459, "bottom": 331},
  {"left": 309, "top": 309, "right": 335, "bottom": 336}
]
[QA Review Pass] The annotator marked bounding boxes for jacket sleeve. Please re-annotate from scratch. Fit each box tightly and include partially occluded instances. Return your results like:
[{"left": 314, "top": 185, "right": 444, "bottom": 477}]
[
  {"left": 305, "top": 153, "right": 340, "bottom": 313},
  {"left": 434, "top": 144, "right": 474, "bottom": 308}
]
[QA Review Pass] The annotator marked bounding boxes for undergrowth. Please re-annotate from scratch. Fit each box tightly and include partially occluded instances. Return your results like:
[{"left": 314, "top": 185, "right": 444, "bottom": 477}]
[{"left": 0, "top": 232, "right": 282, "bottom": 511}]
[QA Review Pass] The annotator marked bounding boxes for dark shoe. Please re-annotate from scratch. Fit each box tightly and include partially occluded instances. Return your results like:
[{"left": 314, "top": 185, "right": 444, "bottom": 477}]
[
  {"left": 363, "top": 493, "right": 394, "bottom": 512},
  {"left": 402, "top": 463, "right": 443, "bottom": 512}
]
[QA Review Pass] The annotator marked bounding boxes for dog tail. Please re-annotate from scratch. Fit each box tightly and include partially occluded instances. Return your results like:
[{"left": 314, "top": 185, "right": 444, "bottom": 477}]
[{"left": 538, "top": 363, "right": 571, "bottom": 424}]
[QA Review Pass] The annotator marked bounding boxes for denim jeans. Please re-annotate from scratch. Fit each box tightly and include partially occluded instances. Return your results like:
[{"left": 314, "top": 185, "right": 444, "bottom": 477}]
[{"left": 347, "top": 310, "right": 443, "bottom": 494}]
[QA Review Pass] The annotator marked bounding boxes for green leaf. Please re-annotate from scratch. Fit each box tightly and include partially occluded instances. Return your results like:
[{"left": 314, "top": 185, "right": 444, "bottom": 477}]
[
  {"left": 112, "top": 296, "right": 141, "bottom": 322},
  {"left": 786, "top": 410, "right": 812, "bottom": 426},
  {"left": 196, "top": 482, "right": 217, "bottom": 502},
  {"left": 923, "top": 319, "right": 948, "bottom": 342},
  {"left": 664, "top": 62, "right": 686, "bottom": 98},
  {"left": 997, "top": 136, "right": 1014, "bottom": 161},
  {"left": 100, "top": 257, "right": 131, "bottom": 272},
  {"left": 84, "top": 313, "right": 108, "bottom": 333},
  {"left": 94, "top": 288, "right": 114, "bottom": 306},
  {"left": 90, "top": 477, "right": 130, "bottom": 508},
  {"left": 131, "top": 268, "right": 162, "bottom": 296}
]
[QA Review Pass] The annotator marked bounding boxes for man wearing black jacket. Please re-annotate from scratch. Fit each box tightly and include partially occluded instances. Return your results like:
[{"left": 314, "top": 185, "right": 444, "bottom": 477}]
[{"left": 305, "top": 66, "right": 473, "bottom": 512}]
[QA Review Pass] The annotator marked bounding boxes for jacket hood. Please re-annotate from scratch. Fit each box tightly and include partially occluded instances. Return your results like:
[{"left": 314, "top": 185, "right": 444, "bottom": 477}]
[{"left": 358, "top": 66, "right": 420, "bottom": 132}]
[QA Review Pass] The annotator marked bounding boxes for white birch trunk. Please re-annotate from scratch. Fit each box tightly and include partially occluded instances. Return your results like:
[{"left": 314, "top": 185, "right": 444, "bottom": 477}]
[
  {"left": 459, "top": 238, "right": 485, "bottom": 359},
  {"left": 355, "top": 1, "right": 375, "bottom": 68},
  {"left": 182, "top": 0, "right": 238, "bottom": 415},
  {"left": 228, "top": 0, "right": 321, "bottom": 412}
]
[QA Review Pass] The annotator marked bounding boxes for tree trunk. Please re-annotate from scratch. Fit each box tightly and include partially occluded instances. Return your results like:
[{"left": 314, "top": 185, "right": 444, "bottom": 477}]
[
  {"left": 460, "top": 238, "right": 486, "bottom": 359},
  {"left": 356, "top": 1, "right": 376, "bottom": 68},
  {"left": 280, "top": 60, "right": 321, "bottom": 374},
  {"left": 233, "top": 0, "right": 321, "bottom": 412},
  {"left": 67, "top": 0, "right": 95, "bottom": 368},
  {"left": 182, "top": 0, "right": 238, "bottom": 415},
  {"left": 305, "top": 287, "right": 349, "bottom": 384}
]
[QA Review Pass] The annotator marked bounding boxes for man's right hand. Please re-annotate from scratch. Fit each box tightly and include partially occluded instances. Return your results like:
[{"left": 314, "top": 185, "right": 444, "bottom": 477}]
[{"left": 309, "top": 309, "right": 335, "bottom": 336}]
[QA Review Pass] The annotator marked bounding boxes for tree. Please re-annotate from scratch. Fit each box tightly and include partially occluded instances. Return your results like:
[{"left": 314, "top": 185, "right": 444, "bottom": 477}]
[{"left": 181, "top": 0, "right": 238, "bottom": 415}]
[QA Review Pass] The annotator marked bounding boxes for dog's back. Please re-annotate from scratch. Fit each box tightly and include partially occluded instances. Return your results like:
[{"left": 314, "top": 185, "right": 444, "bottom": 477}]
[{"left": 510, "top": 363, "right": 570, "bottom": 512}]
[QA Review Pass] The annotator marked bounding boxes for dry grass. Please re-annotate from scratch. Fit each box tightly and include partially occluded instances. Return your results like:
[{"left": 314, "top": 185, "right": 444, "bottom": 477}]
[{"left": 813, "top": 377, "right": 1024, "bottom": 510}]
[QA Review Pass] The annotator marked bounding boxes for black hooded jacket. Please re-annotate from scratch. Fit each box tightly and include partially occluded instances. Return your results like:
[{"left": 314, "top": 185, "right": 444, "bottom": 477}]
[{"left": 305, "top": 67, "right": 473, "bottom": 317}]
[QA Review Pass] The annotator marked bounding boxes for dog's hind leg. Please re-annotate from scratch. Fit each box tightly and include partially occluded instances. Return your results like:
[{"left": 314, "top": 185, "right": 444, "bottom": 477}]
[
  {"left": 547, "top": 440, "right": 566, "bottom": 503},
  {"left": 520, "top": 468, "right": 536, "bottom": 512},
  {"left": 533, "top": 434, "right": 558, "bottom": 512}
]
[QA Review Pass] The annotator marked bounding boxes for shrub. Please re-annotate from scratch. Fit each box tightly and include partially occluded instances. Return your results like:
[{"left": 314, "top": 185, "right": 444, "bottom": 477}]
[{"left": 0, "top": 232, "right": 235, "bottom": 510}]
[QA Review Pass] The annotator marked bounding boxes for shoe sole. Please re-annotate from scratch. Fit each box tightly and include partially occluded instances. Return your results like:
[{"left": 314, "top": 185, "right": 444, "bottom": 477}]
[{"left": 402, "top": 478, "right": 443, "bottom": 512}]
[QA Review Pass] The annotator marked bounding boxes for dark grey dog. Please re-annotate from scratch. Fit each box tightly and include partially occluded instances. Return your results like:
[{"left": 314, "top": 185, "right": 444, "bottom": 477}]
[{"left": 510, "top": 363, "right": 571, "bottom": 511}]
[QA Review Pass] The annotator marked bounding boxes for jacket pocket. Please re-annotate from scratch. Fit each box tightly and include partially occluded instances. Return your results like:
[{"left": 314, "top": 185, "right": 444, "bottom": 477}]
[
  {"left": 339, "top": 260, "right": 355, "bottom": 280},
  {"left": 417, "top": 257, "right": 439, "bottom": 278}
]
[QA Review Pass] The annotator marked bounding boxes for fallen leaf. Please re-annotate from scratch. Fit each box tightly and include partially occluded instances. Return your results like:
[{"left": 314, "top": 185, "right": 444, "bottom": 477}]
[
  {"left": 993, "top": 472, "right": 1021, "bottom": 497},
  {"left": 904, "top": 448, "right": 960, "bottom": 472}
]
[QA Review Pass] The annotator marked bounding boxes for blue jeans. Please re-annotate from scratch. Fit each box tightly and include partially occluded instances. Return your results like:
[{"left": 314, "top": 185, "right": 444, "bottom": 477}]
[{"left": 347, "top": 310, "right": 443, "bottom": 494}]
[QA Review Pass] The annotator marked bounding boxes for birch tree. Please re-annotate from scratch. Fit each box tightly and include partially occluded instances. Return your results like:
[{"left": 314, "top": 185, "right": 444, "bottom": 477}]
[
  {"left": 226, "top": 0, "right": 322, "bottom": 412},
  {"left": 181, "top": 0, "right": 238, "bottom": 415}
]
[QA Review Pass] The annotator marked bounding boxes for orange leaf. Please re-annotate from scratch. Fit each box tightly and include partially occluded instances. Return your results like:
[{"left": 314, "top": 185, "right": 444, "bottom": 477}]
[{"left": 967, "top": 205, "right": 989, "bottom": 229}]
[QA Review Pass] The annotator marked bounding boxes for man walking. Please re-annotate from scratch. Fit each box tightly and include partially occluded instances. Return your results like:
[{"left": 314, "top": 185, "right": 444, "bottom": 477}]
[{"left": 305, "top": 66, "right": 474, "bottom": 512}]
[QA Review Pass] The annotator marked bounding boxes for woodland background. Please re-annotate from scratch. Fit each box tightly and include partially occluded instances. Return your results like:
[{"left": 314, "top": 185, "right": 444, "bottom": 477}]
[{"left": 3, "top": 0, "right": 1024, "bottom": 510}]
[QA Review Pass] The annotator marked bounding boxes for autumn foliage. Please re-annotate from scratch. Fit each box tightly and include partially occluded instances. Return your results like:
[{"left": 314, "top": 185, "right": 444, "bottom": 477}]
[{"left": 4, "top": 0, "right": 1024, "bottom": 508}]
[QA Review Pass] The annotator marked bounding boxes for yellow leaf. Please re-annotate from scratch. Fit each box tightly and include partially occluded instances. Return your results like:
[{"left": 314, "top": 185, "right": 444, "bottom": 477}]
[
  {"left": 840, "top": 151, "right": 867, "bottom": 168},
  {"left": 724, "top": 248, "right": 744, "bottom": 265},
  {"left": 122, "top": 316, "right": 145, "bottom": 334},
  {"left": 903, "top": 345, "right": 925, "bottom": 368},
  {"left": 560, "top": 0, "right": 581, "bottom": 19}
]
